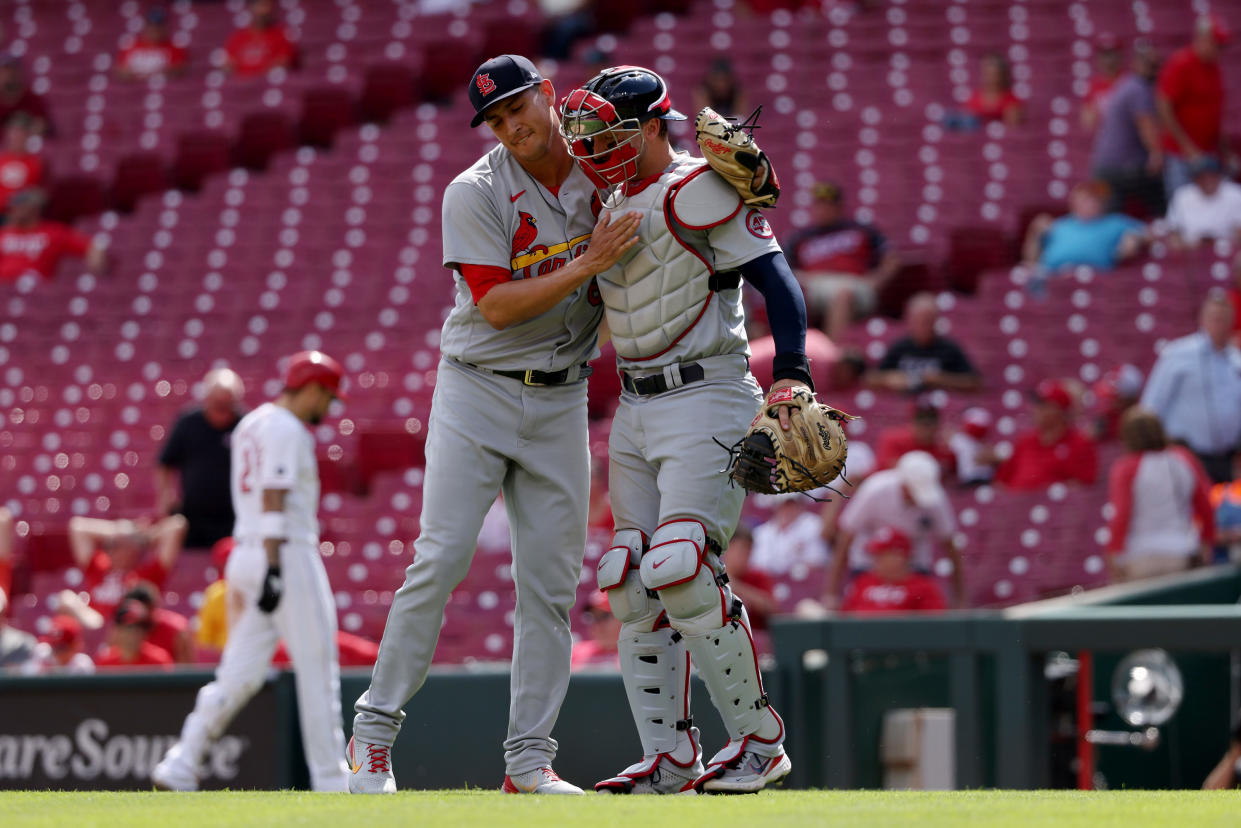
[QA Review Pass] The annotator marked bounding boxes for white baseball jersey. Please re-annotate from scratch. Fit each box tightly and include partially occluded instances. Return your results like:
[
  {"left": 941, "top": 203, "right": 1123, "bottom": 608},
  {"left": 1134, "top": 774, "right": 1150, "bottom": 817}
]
[
  {"left": 230, "top": 402, "right": 320, "bottom": 546},
  {"left": 440, "top": 143, "right": 602, "bottom": 372}
]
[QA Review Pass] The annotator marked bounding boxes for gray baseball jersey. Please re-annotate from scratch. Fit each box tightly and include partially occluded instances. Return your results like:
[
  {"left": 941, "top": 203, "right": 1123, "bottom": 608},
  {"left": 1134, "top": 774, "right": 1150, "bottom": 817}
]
[{"left": 440, "top": 143, "right": 602, "bottom": 371}]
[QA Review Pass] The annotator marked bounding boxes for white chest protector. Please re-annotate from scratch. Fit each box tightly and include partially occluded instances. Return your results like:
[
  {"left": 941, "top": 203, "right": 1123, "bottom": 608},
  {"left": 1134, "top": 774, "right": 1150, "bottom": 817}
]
[{"left": 598, "top": 157, "right": 750, "bottom": 369}]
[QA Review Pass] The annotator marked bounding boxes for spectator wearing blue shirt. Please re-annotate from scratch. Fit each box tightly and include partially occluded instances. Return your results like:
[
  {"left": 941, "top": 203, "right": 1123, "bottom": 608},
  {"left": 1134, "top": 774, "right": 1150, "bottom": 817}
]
[
  {"left": 1140, "top": 290, "right": 1241, "bottom": 483},
  {"left": 1022, "top": 180, "right": 1148, "bottom": 272}
]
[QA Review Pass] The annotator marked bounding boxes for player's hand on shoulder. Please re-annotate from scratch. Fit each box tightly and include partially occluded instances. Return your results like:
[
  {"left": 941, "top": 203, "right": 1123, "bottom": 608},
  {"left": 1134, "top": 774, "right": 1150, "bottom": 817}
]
[
  {"left": 581, "top": 211, "right": 641, "bottom": 272},
  {"left": 257, "top": 565, "right": 283, "bottom": 613}
]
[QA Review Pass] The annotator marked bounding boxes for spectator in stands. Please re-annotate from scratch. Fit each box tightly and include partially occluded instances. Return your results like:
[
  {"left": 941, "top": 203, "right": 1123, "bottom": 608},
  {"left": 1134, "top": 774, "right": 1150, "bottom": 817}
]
[
  {"left": 751, "top": 494, "right": 829, "bottom": 576},
  {"left": 723, "top": 525, "right": 778, "bottom": 631},
  {"left": 840, "top": 528, "right": 947, "bottom": 614},
  {"left": 1157, "top": 14, "right": 1230, "bottom": 196},
  {"left": 570, "top": 590, "right": 620, "bottom": 670},
  {"left": 1089, "top": 364, "right": 1145, "bottom": 442},
  {"left": 1211, "top": 476, "right": 1241, "bottom": 563},
  {"left": 1164, "top": 156, "right": 1241, "bottom": 249},
  {"left": 67, "top": 514, "right": 186, "bottom": 617},
  {"left": 962, "top": 52, "right": 1023, "bottom": 127},
  {"left": 0, "top": 189, "right": 107, "bottom": 281},
  {"left": 787, "top": 181, "right": 902, "bottom": 340},
  {"left": 1105, "top": 407, "right": 1214, "bottom": 583},
  {"left": 0, "top": 54, "right": 52, "bottom": 136},
  {"left": 823, "top": 451, "right": 963, "bottom": 609},
  {"left": 950, "top": 407, "right": 994, "bottom": 486},
  {"left": 1080, "top": 33, "right": 1126, "bottom": 133},
  {"left": 116, "top": 6, "right": 188, "bottom": 81},
  {"left": 157, "top": 368, "right": 245, "bottom": 549},
  {"left": 996, "top": 379, "right": 1099, "bottom": 490},
  {"left": 876, "top": 397, "right": 956, "bottom": 477},
  {"left": 95, "top": 595, "right": 174, "bottom": 669},
  {"left": 868, "top": 292, "right": 982, "bottom": 393},
  {"left": 1141, "top": 290, "right": 1241, "bottom": 484},
  {"left": 692, "top": 57, "right": 749, "bottom": 117},
  {"left": 193, "top": 538, "right": 236, "bottom": 660},
  {"left": 0, "top": 112, "right": 43, "bottom": 213},
  {"left": 749, "top": 329, "right": 846, "bottom": 397},
  {"left": 20, "top": 615, "right": 95, "bottom": 675},
  {"left": 1021, "top": 180, "right": 1147, "bottom": 274},
  {"left": 0, "top": 589, "right": 36, "bottom": 671},
  {"left": 222, "top": 0, "right": 298, "bottom": 78},
  {"left": 539, "top": 0, "right": 595, "bottom": 61},
  {"left": 122, "top": 584, "right": 192, "bottom": 663},
  {"left": 1089, "top": 40, "right": 1166, "bottom": 218},
  {"left": 1230, "top": 253, "right": 1241, "bottom": 347},
  {"left": 0, "top": 506, "right": 12, "bottom": 606}
]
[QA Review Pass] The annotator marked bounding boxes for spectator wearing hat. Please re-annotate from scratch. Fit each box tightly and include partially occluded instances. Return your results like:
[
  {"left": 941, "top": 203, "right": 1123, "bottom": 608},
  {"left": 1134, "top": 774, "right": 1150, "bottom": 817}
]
[
  {"left": 950, "top": 408, "right": 994, "bottom": 486},
  {"left": 157, "top": 368, "right": 246, "bottom": 549},
  {"left": 95, "top": 597, "right": 175, "bottom": 669},
  {"left": 1090, "top": 41, "right": 1166, "bottom": 218},
  {"left": 693, "top": 57, "right": 749, "bottom": 117},
  {"left": 1105, "top": 407, "right": 1215, "bottom": 583},
  {"left": 570, "top": 590, "right": 620, "bottom": 671},
  {"left": 121, "top": 584, "right": 193, "bottom": 664},
  {"left": 823, "top": 451, "right": 963, "bottom": 609},
  {"left": 68, "top": 514, "right": 186, "bottom": 618},
  {"left": 786, "top": 181, "right": 902, "bottom": 340},
  {"left": 1081, "top": 33, "right": 1126, "bottom": 133},
  {"left": 1164, "top": 156, "right": 1241, "bottom": 248},
  {"left": 1157, "top": 14, "right": 1230, "bottom": 196},
  {"left": 116, "top": 6, "right": 188, "bottom": 80},
  {"left": 1141, "top": 290, "right": 1241, "bottom": 484},
  {"left": 222, "top": 0, "right": 297, "bottom": 77},
  {"left": 20, "top": 615, "right": 95, "bottom": 675},
  {"left": 0, "top": 54, "right": 51, "bottom": 136},
  {"left": 1089, "top": 364, "right": 1145, "bottom": 442},
  {"left": 1022, "top": 180, "right": 1148, "bottom": 273},
  {"left": 996, "top": 380, "right": 1099, "bottom": 490},
  {"left": 869, "top": 292, "right": 981, "bottom": 394},
  {"left": 751, "top": 495, "right": 830, "bottom": 576},
  {"left": 0, "top": 113, "right": 43, "bottom": 213},
  {"left": 0, "top": 189, "right": 106, "bottom": 280},
  {"left": 875, "top": 397, "right": 956, "bottom": 477},
  {"left": 840, "top": 528, "right": 948, "bottom": 614}
]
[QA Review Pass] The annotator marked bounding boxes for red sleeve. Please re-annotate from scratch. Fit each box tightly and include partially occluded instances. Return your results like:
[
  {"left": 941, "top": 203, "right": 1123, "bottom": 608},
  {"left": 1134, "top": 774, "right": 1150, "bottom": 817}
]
[
  {"left": 81, "top": 550, "right": 111, "bottom": 590},
  {"left": 1156, "top": 55, "right": 1185, "bottom": 103},
  {"left": 840, "top": 574, "right": 867, "bottom": 612},
  {"left": 336, "top": 631, "right": 380, "bottom": 667},
  {"left": 1176, "top": 447, "right": 1217, "bottom": 546},
  {"left": 1106, "top": 454, "right": 1140, "bottom": 554},
  {"left": 170, "top": 46, "right": 188, "bottom": 69},
  {"left": 131, "top": 557, "right": 169, "bottom": 590},
  {"left": 1003, "top": 92, "right": 1024, "bottom": 116},
  {"left": 915, "top": 577, "right": 947, "bottom": 611},
  {"left": 460, "top": 263, "right": 511, "bottom": 305},
  {"left": 53, "top": 224, "right": 91, "bottom": 257}
]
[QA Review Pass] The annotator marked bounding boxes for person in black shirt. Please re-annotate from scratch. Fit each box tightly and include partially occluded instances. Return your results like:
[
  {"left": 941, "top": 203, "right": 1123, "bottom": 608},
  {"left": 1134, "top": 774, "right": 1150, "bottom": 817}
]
[
  {"left": 156, "top": 368, "right": 245, "bottom": 549},
  {"left": 869, "top": 292, "right": 982, "bottom": 393}
]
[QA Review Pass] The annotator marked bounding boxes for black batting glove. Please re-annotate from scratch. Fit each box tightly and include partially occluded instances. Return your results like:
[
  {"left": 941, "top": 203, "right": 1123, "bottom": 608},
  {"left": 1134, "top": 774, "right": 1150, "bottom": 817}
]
[{"left": 257, "top": 565, "right": 283, "bottom": 614}]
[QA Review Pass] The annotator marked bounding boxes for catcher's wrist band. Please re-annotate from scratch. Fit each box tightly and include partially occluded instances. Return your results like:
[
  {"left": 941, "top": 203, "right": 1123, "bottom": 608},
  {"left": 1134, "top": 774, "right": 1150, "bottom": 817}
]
[{"left": 259, "top": 511, "right": 287, "bottom": 541}]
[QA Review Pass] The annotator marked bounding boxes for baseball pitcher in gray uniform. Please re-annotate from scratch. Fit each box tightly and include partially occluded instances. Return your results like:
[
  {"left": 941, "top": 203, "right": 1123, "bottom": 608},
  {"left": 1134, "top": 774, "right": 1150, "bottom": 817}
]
[
  {"left": 560, "top": 67, "right": 814, "bottom": 794},
  {"left": 348, "top": 55, "right": 640, "bottom": 795}
]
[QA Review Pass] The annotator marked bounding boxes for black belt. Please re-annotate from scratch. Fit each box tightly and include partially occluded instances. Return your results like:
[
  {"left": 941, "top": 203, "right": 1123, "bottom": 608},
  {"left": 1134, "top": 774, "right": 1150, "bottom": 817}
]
[
  {"left": 622, "top": 363, "right": 705, "bottom": 396},
  {"left": 471, "top": 364, "right": 590, "bottom": 386}
]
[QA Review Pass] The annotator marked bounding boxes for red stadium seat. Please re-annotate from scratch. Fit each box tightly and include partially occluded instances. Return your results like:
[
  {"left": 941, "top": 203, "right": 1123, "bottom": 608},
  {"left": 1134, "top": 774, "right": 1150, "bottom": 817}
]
[
  {"left": 299, "top": 86, "right": 358, "bottom": 148},
  {"left": 44, "top": 175, "right": 107, "bottom": 224},
  {"left": 109, "top": 153, "right": 169, "bottom": 213},
  {"left": 359, "top": 63, "right": 418, "bottom": 124},
  {"left": 233, "top": 112, "right": 296, "bottom": 171},
  {"left": 171, "top": 132, "right": 233, "bottom": 192}
]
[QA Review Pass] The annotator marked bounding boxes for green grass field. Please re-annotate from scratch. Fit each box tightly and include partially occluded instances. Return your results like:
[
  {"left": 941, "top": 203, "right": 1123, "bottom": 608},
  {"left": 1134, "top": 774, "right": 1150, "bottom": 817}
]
[{"left": 3, "top": 790, "right": 1236, "bottom": 827}]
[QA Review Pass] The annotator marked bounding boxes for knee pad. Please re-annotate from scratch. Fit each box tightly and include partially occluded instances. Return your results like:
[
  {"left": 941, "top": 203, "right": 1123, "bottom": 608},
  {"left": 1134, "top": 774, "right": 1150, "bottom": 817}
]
[
  {"left": 640, "top": 519, "right": 727, "bottom": 636},
  {"left": 598, "top": 529, "right": 659, "bottom": 626}
]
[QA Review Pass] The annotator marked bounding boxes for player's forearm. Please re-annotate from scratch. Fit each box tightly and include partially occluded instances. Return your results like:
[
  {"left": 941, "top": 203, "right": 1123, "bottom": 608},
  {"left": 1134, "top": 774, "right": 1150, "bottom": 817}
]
[
  {"left": 261, "top": 489, "right": 288, "bottom": 568},
  {"left": 739, "top": 253, "right": 812, "bottom": 386},
  {"left": 476, "top": 259, "right": 600, "bottom": 329}
]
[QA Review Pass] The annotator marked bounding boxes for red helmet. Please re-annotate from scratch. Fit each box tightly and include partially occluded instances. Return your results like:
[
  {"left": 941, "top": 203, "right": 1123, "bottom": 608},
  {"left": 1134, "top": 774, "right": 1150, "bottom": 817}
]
[{"left": 284, "top": 350, "right": 347, "bottom": 398}]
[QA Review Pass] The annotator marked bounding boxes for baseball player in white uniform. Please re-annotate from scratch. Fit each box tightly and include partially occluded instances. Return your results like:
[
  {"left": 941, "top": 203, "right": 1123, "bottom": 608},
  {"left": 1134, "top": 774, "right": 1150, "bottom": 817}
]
[
  {"left": 560, "top": 67, "right": 813, "bottom": 794},
  {"left": 152, "top": 351, "right": 351, "bottom": 792},
  {"left": 347, "top": 55, "right": 640, "bottom": 795}
]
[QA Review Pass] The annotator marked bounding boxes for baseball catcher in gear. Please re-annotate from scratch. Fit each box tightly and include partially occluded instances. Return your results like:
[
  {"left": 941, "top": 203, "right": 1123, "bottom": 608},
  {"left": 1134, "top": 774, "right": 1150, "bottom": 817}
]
[
  {"left": 694, "top": 106, "right": 781, "bottom": 208},
  {"left": 726, "top": 385, "right": 855, "bottom": 495}
]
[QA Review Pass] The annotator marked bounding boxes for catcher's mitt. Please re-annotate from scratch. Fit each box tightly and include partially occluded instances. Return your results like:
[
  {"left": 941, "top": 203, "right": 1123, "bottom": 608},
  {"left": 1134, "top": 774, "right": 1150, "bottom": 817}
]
[
  {"left": 726, "top": 386, "right": 856, "bottom": 495},
  {"left": 695, "top": 106, "right": 781, "bottom": 207}
]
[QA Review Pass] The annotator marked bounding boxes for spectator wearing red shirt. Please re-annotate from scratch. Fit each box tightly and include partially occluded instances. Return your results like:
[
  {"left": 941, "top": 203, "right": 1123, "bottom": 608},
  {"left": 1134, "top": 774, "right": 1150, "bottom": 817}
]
[
  {"left": 876, "top": 398, "right": 957, "bottom": 478},
  {"left": 964, "top": 52, "right": 1023, "bottom": 126},
  {"left": 0, "top": 189, "right": 106, "bottom": 281},
  {"left": 996, "top": 380, "right": 1099, "bottom": 490},
  {"left": 0, "top": 113, "right": 43, "bottom": 211},
  {"left": 725, "top": 525, "right": 779, "bottom": 630},
  {"left": 1080, "top": 33, "right": 1125, "bottom": 132},
  {"left": 570, "top": 590, "right": 620, "bottom": 671},
  {"left": 1157, "top": 14, "right": 1230, "bottom": 196},
  {"left": 841, "top": 528, "right": 948, "bottom": 614},
  {"left": 95, "top": 597, "right": 175, "bottom": 670},
  {"left": 223, "top": 0, "right": 298, "bottom": 78},
  {"left": 119, "top": 584, "right": 193, "bottom": 663},
  {"left": 0, "top": 54, "right": 52, "bottom": 136},
  {"left": 68, "top": 514, "right": 187, "bottom": 618},
  {"left": 786, "top": 181, "right": 901, "bottom": 340},
  {"left": 116, "top": 7, "right": 188, "bottom": 81}
]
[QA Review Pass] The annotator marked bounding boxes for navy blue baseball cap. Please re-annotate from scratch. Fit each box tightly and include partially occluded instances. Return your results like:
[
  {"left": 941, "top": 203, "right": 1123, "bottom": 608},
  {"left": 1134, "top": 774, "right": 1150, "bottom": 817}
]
[{"left": 469, "top": 54, "right": 543, "bottom": 128}]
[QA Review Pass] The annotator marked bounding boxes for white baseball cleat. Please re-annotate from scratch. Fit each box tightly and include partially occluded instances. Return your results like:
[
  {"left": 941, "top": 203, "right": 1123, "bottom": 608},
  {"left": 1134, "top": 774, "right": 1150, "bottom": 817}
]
[
  {"left": 347, "top": 736, "right": 397, "bottom": 794},
  {"left": 695, "top": 746, "right": 792, "bottom": 794},
  {"left": 151, "top": 745, "right": 200, "bottom": 792},
  {"left": 595, "top": 752, "right": 705, "bottom": 795},
  {"left": 502, "top": 767, "right": 584, "bottom": 794}
]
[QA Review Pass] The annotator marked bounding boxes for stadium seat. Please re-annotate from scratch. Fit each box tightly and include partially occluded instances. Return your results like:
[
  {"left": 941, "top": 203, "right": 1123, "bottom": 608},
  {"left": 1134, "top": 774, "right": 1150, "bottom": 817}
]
[{"left": 109, "top": 153, "right": 169, "bottom": 214}]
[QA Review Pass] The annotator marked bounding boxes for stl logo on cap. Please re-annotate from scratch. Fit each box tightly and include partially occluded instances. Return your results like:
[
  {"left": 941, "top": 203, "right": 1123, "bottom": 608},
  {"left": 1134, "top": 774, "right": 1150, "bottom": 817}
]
[{"left": 476, "top": 73, "right": 497, "bottom": 96}]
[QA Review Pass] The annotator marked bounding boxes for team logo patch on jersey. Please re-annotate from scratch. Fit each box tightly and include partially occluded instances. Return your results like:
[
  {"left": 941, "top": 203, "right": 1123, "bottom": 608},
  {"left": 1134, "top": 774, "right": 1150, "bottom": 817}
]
[
  {"left": 746, "top": 209, "right": 774, "bottom": 239},
  {"left": 511, "top": 211, "right": 541, "bottom": 258},
  {"left": 476, "top": 73, "right": 497, "bottom": 96}
]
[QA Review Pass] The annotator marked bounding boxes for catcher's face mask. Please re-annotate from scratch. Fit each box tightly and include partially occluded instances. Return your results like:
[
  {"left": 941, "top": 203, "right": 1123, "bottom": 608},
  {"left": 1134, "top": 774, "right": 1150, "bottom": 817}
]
[{"left": 560, "top": 88, "right": 644, "bottom": 188}]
